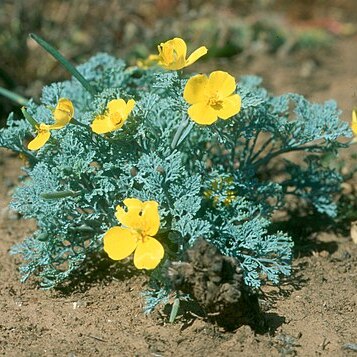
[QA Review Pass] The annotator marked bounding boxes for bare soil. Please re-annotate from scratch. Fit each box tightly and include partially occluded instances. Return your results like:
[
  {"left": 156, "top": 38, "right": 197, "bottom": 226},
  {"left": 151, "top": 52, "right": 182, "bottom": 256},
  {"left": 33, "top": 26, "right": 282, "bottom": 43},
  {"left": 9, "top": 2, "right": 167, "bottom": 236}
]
[{"left": 1, "top": 22, "right": 357, "bottom": 357}]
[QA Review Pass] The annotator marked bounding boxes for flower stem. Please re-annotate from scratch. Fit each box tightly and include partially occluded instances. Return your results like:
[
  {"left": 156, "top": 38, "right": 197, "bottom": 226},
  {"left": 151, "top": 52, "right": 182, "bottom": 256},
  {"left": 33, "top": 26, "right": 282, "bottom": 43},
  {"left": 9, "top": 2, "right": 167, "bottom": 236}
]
[
  {"left": 40, "top": 190, "right": 82, "bottom": 200},
  {"left": 0, "top": 86, "right": 28, "bottom": 106},
  {"left": 21, "top": 107, "right": 39, "bottom": 129}
]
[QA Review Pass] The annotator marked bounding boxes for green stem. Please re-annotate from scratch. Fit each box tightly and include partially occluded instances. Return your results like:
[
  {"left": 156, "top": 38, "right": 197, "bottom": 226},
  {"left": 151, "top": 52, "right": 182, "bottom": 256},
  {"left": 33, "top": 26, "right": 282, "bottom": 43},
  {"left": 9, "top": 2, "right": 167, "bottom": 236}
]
[
  {"left": 0, "top": 87, "right": 28, "bottom": 106},
  {"left": 41, "top": 190, "right": 82, "bottom": 200},
  {"left": 21, "top": 107, "right": 39, "bottom": 129},
  {"left": 29, "top": 33, "right": 96, "bottom": 96},
  {"left": 5, "top": 147, "right": 38, "bottom": 165},
  {"left": 246, "top": 130, "right": 260, "bottom": 163},
  {"left": 253, "top": 144, "right": 324, "bottom": 169},
  {"left": 71, "top": 118, "right": 88, "bottom": 128},
  {"left": 250, "top": 136, "right": 274, "bottom": 162},
  {"left": 169, "top": 298, "right": 180, "bottom": 323},
  {"left": 68, "top": 224, "right": 95, "bottom": 232}
]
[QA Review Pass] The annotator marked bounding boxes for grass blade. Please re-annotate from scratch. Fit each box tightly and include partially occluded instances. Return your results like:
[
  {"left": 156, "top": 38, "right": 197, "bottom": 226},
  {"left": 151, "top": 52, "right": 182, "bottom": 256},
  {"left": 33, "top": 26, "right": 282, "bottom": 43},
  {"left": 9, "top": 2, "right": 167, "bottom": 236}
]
[
  {"left": 169, "top": 298, "right": 180, "bottom": 323},
  {"left": 21, "top": 107, "right": 38, "bottom": 129},
  {"left": 29, "top": 33, "right": 96, "bottom": 96},
  {"left": 0, "top": 86, "right": 28, "bottom": 106}
]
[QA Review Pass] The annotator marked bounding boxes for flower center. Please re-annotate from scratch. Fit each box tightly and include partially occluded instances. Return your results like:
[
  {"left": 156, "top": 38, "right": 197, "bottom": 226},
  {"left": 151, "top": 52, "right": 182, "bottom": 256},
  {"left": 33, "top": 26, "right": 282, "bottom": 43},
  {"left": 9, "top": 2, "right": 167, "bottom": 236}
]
[
  {"left": 37, "top": 123, "right": 50, "bottom": 133},
  {"left": 207, "top": 93, "right": 223, "bottom": 110},
  {"left": 110, "top": 112, "right": 123, "bottom": 126},
  {"left": 140, "top": 233, "right": 148, "bottom": 242}
]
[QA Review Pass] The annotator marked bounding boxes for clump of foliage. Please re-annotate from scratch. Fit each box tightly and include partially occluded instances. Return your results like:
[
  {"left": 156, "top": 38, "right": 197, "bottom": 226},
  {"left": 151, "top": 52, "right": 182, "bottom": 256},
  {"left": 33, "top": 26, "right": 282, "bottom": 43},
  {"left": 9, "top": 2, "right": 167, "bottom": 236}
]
[{"left": 0, "top": 35, "right": 351, "bottom": 312}]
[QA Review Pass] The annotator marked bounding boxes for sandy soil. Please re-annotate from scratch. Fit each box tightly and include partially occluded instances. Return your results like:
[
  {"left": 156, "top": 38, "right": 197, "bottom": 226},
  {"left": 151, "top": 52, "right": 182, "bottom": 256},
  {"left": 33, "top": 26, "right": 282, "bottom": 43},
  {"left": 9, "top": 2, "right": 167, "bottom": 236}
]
[{"left": 1, "top": 30, "right": 357, "bottom": 357}]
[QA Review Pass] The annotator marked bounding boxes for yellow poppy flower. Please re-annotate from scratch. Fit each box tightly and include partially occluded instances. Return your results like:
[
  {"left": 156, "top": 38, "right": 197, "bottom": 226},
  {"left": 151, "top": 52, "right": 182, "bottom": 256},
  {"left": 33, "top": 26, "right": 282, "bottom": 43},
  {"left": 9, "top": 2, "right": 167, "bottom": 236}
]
[
  {"left": 103, "top": 198, "right": 164, "bottom": 270},
  {"left": 28, "top": 98, "right": 74, "bottom": 151},
  {"left": 91, "top": 99, "right": 135, "bottom": 134},
  {"left": 184, "top": 71, "right": 241, "bottom": 125},
  {"left": 352, "top": 109, "right": 357, "bottom": 136},
  {"left": 157, "top": 37, "right": 207, "bottom": 70},
  {"left": 136, "top": 54, "right": 159, "bottom": 69}
]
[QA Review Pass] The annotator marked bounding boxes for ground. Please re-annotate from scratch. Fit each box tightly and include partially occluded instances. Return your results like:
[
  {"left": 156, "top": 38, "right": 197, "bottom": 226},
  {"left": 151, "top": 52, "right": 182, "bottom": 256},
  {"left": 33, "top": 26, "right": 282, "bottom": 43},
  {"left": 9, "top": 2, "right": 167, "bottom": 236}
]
[{"left": 1, "top": 7, "right": 357, "bottom": 357}]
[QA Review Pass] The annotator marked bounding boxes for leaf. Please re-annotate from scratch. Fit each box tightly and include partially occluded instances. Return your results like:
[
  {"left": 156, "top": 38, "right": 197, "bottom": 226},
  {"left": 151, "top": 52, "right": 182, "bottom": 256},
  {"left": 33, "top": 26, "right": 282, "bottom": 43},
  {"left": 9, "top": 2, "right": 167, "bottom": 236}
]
[
  {"left": 29, "top": 33, "right": 96, "bottom": 96},
  {"left": 0, "top": 86, "right": 28, "bottom": 106},
  {"left": 21, "top": 107, "right": 38, "bottom": 129}
]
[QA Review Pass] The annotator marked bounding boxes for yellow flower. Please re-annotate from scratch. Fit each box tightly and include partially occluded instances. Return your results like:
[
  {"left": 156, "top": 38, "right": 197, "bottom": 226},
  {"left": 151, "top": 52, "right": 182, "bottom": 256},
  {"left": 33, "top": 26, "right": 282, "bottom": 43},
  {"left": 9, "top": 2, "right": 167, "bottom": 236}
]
[
  {"left": 50, "top": 98, "right": 75, "bottom": 129},
  {"left": 103, "top": 198, "right": 164, "bottom": 270},
  {"left": 136, "top": 54, "right": 159, "bottom": 69},
  {"left": 352, "top": 109, "right": 357, "bottom": 136},
  {"left": 28, "top": 98, "right": 74, "bottom": 151},
  {"left": 91, "top": 99, "right": 135, "bottom": 134},
  {"left": 183, "top": 71, "right": 242, "bottom": 125},
  {"left": 157, "top": 37, "right": 207, "bottom": 70}
]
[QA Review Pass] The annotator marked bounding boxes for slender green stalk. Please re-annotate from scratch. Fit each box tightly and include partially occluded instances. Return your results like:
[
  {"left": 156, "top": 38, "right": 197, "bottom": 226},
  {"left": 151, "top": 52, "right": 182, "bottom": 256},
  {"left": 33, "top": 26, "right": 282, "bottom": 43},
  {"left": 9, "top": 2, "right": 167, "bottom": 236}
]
[
  {"left": 41, "top": 190, "right": 82, "bottom": 200},
  {"left": 0, "top": 86, "right": 28, "bottom": 106},
  {"left": 253, "top": 144, "right": 324, "bottom": 169},
  {"left": 69, "top": 225, "right": 95, "bottom": 232},
  {"left": 29, "top": 33, "right": 96, "bottom": 96},
  {"left": 169, "top": 298, "right": 180, "bottom": 323},
  {"left": 71, "top": 118, "right": 88, "bottom": 128},
  {"left": 21, "top": 107, "right": 39, "bottom": 129}
]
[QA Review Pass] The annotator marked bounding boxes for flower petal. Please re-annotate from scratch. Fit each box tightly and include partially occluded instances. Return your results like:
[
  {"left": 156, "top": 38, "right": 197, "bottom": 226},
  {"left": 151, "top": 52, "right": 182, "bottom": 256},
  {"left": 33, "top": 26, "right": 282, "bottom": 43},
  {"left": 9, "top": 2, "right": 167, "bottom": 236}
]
[
  {"left": 170, "top": 37, "right": 187, "bottom": 59},
  {"left": 91, "top": 114, "right": 115, "bottom": 134},
  {"left": 123, "top": 198, "right": 144, "bottom": 210},
  {"left": 136, "top": 54, "right": 159, "bottom": 69},
  {"left": 188, "top": 102, "right": 218, "bottom": 125},
  {"left": 51, "top": 98, "right": 74, "bottom": 129},
  {"left": 134, "top": 236, "right": 164, "bottom": 270},
  {"left": 183, "top": 74, "right": 208, "bottom": 105},
  {"left": 158, "top": 37, "right": 187, "bottom": 70},
  {"left": 115, "top": 199, "right": 160, "bottom": 236},
  {"left": 106, "top": 99, "right": 135, "bottom": 129},
  {"left": 352, "top": 109, "right": 357, "bottom": 136},
  {"left": 186, "top": 46, "right": 208, "bottom": 67},
  {"left": 107, "top": 99, "right": 127, "bottom": 116},
  {"left": 217, "top": 94, "right": 242, "bottom": 120},
  {"left": 115, "top": 198, "right": 144, "bottom": 229},
  {"left": 103, "top": 226, "right": 138, "bottom": 261},
  {"left": 27, "top": 127, "right": 51, "bottom": 151},
  {"left": 125, "top": 99, "right": 136, "bottom": 116},
  {"left": 141, "top": 201, "right": 160, "bottom": 236},
  {"left": 207, "top": 71, "right": 236, "bottom": 98},
  {"left": 148, "top": 54, "right": 160, "bottom": 61}
]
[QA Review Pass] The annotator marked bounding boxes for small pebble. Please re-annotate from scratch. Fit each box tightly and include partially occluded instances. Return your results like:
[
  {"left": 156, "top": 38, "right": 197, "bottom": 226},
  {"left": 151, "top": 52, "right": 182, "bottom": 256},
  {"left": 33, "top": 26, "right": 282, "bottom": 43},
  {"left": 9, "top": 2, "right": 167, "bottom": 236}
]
[
  {"left": 319, "top": 250, "right": 329, "bottom": 258},
  {"left": 72, "top": 301, "right": 88, "bottom": 309},
  {"left": 0, "top": 207, "right": 20, "bottom": 221},
  {"left": 350, "top": 221, "right": 357, "bottom": 244},
  {"left": 343, "top": 343, "right": 357, "bottom": 351}
]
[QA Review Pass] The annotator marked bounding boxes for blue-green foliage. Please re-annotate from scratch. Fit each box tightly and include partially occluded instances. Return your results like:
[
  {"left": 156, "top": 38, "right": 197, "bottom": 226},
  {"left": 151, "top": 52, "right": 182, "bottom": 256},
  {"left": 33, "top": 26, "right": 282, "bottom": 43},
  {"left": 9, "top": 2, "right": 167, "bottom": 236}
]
[
  {"left": 0, "top": 54, "right": 351, "bottom": 297},
  {"left": 206, "top": 197, "right": 293, "bottom": 288}
]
